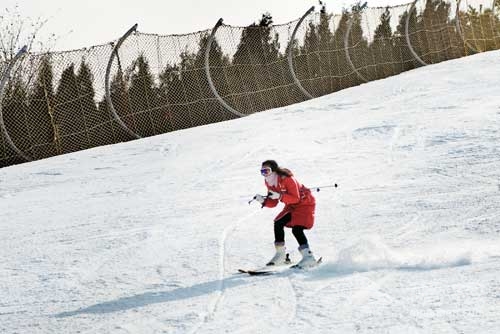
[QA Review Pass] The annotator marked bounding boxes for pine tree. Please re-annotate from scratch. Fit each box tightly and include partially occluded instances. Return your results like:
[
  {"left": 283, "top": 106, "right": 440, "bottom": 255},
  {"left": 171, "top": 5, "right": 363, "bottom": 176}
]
[
  {"left": 0, "top": 76, "right": 29, "bottom": 166},
  {"left": 232, "top": 13, "right": 281, "bottom": 112},
  {"left": 317, "top": 10, "right": 335, "bottom": 95},
  {"left": 301, "top": 20, "right": 321, "bottom": 96},
  {"left": 27, "top": 56, "right": 58, "bottom": 158},
  {"left": 419, "top": 0, "right": 451, "bottom": 63},
  {"left": 195, "top": 33, "right": 234, "bottom": 122},
  {"left": 97, "top": 68, "right": 133, "bottom": 143},
  {"left": 299, "top": 9, "right": 338, "bottom": 97},
  {"left": 76, "top": 61, "right": 102, "bottom": 147},
  {"left": 128, "top": 54, "right": 157, "bottom": 136},
  {"left": 479, "top": 8, "right": 500, "bottom": 51},
  {"left": 158, "top": 63, "right": 187, "bottom": 130},
  {"left": 54, "top": 63, "right": 89, "bottom": 153},
  {"left": 395, "top": 7, "right": 422, "bottom": 72},
  {"left": 332, "top": 10, "right": 361, "bottom": 89},
  {"left": 371, "top": 7, "right": 397, "bottom": 79},
  {"left": 282, "top": 35, "right": 307, "bottom": 104},
  {"left": 460, "top": 4, "right": 500, "bottom": 53},
  {"left": 179, "top": 49, "right": 208, "bottom": 127},
  {"left": 348, "top": 3, "right": 373, "bottom": 81}
]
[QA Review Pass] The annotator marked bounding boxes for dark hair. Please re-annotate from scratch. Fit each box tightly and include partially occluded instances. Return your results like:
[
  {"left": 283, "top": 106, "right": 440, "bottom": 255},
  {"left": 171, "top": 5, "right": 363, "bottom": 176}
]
[{"left": 262, "top": 159, "right": 293, "bottom": 177}]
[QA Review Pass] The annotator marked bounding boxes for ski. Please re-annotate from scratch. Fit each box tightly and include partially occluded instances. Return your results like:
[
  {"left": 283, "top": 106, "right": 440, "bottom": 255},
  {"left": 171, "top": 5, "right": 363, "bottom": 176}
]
[
  {"left": 237, "top": 265, "right": 292, "bottom": 276},
  {"left": 237, "top": 262, "right": 293, "bottom": 276},
  {"left": 237, "top": 268, "right": 276, "bottom": 276},
  {"left": 238, "top": 257, "right": 322, "bottom": 276}
]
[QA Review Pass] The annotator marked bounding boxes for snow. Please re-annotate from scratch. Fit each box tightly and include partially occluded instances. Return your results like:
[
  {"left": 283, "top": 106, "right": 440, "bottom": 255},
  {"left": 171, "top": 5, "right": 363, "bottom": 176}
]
[{"left": 2, "top": 50, "right": 500, "bottom": 333}]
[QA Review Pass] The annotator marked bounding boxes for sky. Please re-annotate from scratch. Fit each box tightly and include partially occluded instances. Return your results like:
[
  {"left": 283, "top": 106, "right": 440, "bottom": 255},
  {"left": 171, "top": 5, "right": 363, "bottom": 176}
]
[{"left": 3, "top": 0, "right": 408, "bottom": 51}]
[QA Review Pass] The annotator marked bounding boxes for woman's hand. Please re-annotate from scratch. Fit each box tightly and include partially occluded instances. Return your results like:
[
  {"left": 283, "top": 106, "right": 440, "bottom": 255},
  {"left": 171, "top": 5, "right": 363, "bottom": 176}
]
[
  {"left": 253, "top": 194, "right": 267, "bottom": 204},
  {"left": 267, "top": 190, "right": 281, "bottom": 200}
]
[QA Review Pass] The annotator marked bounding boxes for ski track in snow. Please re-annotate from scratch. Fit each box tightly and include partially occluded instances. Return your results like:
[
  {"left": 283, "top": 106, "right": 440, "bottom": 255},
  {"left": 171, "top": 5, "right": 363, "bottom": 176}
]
[
  {"left": 186, "top": 143, "right": 269, "bottom": 334},
  {"left": 187, "top": 210, "right": 257, "bottom": 334}
]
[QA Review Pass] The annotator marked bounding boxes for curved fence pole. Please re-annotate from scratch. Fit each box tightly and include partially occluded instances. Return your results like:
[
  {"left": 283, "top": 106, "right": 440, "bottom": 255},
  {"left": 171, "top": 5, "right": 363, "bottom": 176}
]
[
  {"left": 455, "top": 0, "right": 468, "bottom": 52},
  {"left": 455, "top": 0, "right": 470, "bottom": 52},
  {"left": 455, "top": 0, "right": 486, "bottom": 54},
  {"left": 489, "top": 0, "right": 499, "bottom": 49},
  {"left": 204, "top": 18, "right": 246, "bottom": 118},
  {"left": 405, "top": 0, "right": 428, "bottom": 66},
  {"left": 344, "top": 5, "right": 370, "bottom": 83},
  {"left": 0, "top": 45, "right": 32, "bottom": 162},
  {"left": 105, "top": 23, "right": 141, "bottom": 139},
  {"left": 287, "top": 6, "right": 315, "bottom": 100}
]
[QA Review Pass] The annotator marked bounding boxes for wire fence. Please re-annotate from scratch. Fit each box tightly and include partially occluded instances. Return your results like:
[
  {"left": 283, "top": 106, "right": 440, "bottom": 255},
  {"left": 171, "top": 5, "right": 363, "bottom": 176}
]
[{"left": 1, "top": 0, "right": 499, "bottom": 167}]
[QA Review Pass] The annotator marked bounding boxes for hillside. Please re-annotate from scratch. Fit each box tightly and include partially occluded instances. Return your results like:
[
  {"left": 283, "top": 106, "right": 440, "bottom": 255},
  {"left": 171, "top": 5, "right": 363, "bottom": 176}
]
[{"left": 1, "top": 50, "right": 500, "bottom": 333}]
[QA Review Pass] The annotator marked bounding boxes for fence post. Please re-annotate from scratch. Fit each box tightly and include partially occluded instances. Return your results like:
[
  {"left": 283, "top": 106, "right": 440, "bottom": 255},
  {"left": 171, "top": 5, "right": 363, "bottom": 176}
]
[
  {"left": 105, "top": 23, "right": 141, "bottom": 139},
  {"left": 0, "top": 45, "right": 32, "bottom": 162},
  {"left": 287, "top": 6, "right": 315, "bottom": 100},
  {"left": 204, "top": 18, "right": 246, "bottom": 118},
  {"left": 344, "top": 4, "right": 370, "bottom": 83},
  {"left": 405, "top": 0, "right": 428, "bottom": 66}
]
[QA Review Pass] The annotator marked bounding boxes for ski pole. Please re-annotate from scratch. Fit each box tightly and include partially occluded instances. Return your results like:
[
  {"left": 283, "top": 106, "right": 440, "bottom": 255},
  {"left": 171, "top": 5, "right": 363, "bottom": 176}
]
[
  {"left": 249, "top": 183, "right": 338, "bottom": 204},
  {"left": 309, "top": 183, "right": 338, "bottom": 192}
]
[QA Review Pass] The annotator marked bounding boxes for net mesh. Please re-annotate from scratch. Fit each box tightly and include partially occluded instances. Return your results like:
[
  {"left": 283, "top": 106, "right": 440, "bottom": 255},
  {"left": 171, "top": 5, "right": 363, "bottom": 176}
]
[
  {"left": 457, "top": 0, "right": 500, "bottom": 53},
  {"left": 1, "top": 0, "right": 499, "bottom": 167},
  {"left": 210, "top": 19, "right": 307, "bottom": 114}
]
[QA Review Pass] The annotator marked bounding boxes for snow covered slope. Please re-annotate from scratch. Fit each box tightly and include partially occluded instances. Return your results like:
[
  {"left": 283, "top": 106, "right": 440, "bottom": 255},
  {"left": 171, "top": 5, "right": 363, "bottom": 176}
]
[{"left": 1, "top": 51, "right": 500, "bottom": 334}]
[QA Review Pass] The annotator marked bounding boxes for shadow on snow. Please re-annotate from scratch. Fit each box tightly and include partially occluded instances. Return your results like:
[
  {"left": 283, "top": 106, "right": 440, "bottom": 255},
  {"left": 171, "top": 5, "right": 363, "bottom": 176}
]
[
  {"left": 54, "top": 257, "right": 471, "bottom": 317},
  {"left": 55, "top": 276, "right": 248, "bottom": 317}
]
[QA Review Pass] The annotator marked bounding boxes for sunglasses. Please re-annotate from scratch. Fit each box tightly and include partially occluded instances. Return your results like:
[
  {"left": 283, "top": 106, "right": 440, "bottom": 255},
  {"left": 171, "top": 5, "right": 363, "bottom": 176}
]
[{"left": 260, "top": 167, "right": 272, "bottom": 176}]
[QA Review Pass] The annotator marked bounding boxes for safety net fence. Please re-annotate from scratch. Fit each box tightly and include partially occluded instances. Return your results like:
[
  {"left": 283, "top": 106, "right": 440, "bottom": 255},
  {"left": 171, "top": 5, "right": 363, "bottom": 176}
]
[{"left": 1, "top": 0, "right": 499, "bottom": 167}]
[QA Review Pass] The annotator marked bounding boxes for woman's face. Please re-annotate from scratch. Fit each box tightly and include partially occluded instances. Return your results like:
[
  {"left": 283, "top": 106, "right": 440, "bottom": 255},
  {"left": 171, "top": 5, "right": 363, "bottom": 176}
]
[{"left": 260, "top": 165, "right": 272, "bottom": 176}]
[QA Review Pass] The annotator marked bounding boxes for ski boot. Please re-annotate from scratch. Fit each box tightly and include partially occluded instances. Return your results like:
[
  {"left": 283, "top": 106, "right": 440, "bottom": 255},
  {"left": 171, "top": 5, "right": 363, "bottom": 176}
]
[
  {"left": 266, "top": 243, "right": 291, "bottom": 266},
  {"left": 294, "top": 245, "right": 317, "bottom": 269}
]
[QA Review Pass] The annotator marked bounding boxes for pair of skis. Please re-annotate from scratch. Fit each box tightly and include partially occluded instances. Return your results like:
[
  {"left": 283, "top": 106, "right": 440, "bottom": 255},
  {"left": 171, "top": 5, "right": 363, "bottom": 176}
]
[{"left": 238, "top": 257, "right": 322, "bottom": 276}]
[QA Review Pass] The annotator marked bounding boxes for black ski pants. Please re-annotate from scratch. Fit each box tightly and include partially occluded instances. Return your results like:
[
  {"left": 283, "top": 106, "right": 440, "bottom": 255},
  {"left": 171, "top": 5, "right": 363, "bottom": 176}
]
[{"left": 274, "top": 212, "right": 308, "bottom": 246}]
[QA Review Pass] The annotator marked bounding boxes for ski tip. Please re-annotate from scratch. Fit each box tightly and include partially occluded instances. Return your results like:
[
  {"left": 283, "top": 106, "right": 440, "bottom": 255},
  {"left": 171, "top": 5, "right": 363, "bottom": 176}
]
[
  {"left": 237, "top": 268, "right": 278, "bottom": 276},
  {"left": 240, "top": 270, "right": 273, "bottom": 276}
]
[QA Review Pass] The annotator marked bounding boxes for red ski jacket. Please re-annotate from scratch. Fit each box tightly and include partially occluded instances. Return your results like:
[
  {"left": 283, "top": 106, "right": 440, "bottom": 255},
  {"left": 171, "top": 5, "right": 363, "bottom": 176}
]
[{"left": 263, "top": 175, "right": 315, "bottom": 229}]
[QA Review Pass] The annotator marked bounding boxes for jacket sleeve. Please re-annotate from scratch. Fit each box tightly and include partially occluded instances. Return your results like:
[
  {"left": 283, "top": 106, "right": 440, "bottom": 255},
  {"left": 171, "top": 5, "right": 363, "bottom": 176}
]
[
  {"left": 263, "top": 183, "right": 279, "bottom": 208},
  {"left": 280, "top": 177, "right": 301, "bottom": 205},
  {"left": 263, "top": 198, "right": 279, "bottom": 208}
]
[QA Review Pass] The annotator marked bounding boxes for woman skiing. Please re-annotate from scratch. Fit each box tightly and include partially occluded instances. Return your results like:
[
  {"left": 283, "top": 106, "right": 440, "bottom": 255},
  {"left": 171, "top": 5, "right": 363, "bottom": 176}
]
[{"left": 253, "top": 159, "right": 317, "bottom": 268}]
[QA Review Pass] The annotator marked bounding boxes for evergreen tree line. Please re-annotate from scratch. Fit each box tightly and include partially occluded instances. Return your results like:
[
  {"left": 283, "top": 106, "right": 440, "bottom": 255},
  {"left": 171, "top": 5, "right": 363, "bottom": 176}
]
[
  {"left": 295, "top": 0, "right": 500, "bottom": 96},
  {"left": 1, "top": 0, "right": 500, "bottom": 167}
]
